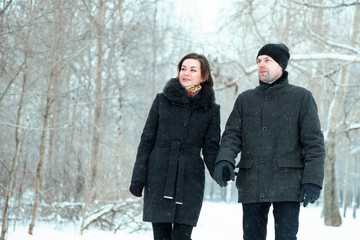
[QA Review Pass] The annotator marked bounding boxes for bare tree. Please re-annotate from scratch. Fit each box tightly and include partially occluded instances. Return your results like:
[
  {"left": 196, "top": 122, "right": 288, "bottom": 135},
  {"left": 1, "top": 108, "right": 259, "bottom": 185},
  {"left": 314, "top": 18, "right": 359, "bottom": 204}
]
[
  {"left": 28, "top": 0, "right": 65, "bottom": 234},
  {"left": 322, "top": 4, "right": 360, "bottom": 226},
  {"left": 80, "top": 0, "right": 107, "bottom": 234},
  {"left": 0, "top": 14, "right": 30, "bottom": 240}
]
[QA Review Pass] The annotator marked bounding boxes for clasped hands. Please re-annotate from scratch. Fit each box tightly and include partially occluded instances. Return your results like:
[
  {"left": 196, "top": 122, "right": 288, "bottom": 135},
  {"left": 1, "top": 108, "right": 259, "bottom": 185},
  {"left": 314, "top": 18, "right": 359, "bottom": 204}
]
[{"left": 213, "top": 160, "right": 235, "bottom": 187}]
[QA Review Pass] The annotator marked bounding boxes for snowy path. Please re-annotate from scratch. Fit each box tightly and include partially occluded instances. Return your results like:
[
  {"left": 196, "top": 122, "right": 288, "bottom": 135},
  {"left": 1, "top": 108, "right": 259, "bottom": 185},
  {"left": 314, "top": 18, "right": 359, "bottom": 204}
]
[{"left": 7, "top": 201, "right": 358, "bottom": 240}]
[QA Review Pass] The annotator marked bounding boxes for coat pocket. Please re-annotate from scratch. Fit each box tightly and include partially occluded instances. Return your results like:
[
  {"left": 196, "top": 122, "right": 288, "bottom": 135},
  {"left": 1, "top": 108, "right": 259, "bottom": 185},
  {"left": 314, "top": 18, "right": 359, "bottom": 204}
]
[
  {"left": 275, "top": 157, "right": 303, "bottom": 196},
  {"left": 277, "top": 157, "right": 304, "bottom": 168}
]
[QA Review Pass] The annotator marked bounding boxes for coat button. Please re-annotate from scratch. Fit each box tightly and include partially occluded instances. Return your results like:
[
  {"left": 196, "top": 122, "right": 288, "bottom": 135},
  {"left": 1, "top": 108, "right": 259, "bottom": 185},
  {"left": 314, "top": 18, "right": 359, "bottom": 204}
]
[
  {"left": 260, "top": 161, "right": 264, "bottom": 166},
  {"left": 265, "top": 96, "right": 271, "bottom": 100},
  {"left": 183, "top": 123, "right": 187, "bottom": 127},
  {"left": 262, "top": 126, "right": 268, "bottom": 131}
]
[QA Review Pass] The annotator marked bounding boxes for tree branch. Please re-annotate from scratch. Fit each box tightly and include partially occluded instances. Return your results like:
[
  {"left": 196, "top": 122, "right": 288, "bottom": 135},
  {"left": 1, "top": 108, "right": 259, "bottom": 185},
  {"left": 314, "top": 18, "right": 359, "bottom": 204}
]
[
  {"left": 0, "top": 61, "right": 25, "bottom": 102},
  {"left": 0, "top": 0, "right": 13, "bottom": 16},
  {"left": 303, "top": 22, "right": 360, "bottom": 54},
  {"left": 215, "top": 65, "right": 257, "bottom": 91},
  {"left": 292, "top": 0, "right": 360, "bottom": 9},
  {"left": 0, "top": 122, "right": 75, "bottom": 131}
]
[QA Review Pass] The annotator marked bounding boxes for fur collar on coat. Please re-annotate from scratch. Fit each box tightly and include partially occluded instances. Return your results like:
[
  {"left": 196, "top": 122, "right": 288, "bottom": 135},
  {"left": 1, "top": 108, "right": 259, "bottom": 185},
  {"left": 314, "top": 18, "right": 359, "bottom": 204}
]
[{"left": 163, "top": 78, "right": 216, "bottom": 110}]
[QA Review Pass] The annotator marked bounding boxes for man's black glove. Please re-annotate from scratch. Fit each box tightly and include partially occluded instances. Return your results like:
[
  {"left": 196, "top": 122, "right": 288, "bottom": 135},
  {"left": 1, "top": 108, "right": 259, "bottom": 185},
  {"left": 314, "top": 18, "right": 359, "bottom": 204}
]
[
  {"left": 213, "top": 161, "right": 235, "bottom": 187},
  {"left": 129, "top": 181, "right": 145, "bottom": 197},
  {"left": 299, "top": 183, "right": 321, "bottom": 207}
]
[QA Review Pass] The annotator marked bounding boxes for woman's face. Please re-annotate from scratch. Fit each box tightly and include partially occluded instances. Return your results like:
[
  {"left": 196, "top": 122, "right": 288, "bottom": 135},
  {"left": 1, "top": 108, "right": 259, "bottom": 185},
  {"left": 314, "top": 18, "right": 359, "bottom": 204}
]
[{"left": 179, "top": 58, "right": 203, "bottom": 88}]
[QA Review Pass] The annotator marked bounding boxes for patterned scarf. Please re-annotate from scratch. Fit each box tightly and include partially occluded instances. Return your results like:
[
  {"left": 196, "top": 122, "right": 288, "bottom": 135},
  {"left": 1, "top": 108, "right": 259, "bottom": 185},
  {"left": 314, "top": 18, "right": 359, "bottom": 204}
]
[{"left": 185, "top": 85, "right": 202, "bottom": 96}]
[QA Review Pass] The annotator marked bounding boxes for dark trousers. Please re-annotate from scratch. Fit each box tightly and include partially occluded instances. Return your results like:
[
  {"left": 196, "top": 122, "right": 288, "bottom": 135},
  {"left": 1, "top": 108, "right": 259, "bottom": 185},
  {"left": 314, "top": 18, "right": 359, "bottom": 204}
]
[
  {"left": 242, "top": 202, "right": 300, "bottom": 240},
  {"left": 152, "top": 222, "right": 193, "bottom": 240}
]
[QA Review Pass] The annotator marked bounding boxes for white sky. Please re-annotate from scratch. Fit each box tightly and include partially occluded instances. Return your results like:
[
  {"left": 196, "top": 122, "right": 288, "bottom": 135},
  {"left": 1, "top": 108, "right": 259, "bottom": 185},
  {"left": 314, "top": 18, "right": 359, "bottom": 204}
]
[{"left": 175, "top": 0, "right": 234, "bottom": 34}]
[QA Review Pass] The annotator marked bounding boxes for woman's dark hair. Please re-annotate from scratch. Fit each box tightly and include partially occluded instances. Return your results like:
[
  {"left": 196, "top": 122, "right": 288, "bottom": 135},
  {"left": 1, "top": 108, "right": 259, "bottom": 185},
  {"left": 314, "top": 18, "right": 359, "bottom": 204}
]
[{"left": 177, "top": 53, "right": 214, "bottom": 88}]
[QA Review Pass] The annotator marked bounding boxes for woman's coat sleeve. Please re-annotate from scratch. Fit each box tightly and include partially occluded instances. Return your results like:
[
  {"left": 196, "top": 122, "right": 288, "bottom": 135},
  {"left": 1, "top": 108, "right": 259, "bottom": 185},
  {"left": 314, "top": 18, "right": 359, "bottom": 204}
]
[
  {"left": 202, "top": 104, "right": 221, "bottom": 177},
  {"left": 130, "top": 94, "right": 159, "bottom": 184}
]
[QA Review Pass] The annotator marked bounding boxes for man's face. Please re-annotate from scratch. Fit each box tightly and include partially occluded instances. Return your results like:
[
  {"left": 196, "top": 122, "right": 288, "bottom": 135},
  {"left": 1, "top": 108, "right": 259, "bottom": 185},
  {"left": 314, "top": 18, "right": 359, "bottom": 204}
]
[{"left": 256, "top": 55, "right": 283, "bottom": 83}]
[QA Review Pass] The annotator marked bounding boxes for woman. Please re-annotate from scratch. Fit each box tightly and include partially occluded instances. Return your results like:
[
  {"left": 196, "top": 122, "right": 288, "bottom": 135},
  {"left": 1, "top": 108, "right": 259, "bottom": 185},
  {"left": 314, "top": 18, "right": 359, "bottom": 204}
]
[{"left": 129, "top": 53, "right": 220, "bottom": 240}]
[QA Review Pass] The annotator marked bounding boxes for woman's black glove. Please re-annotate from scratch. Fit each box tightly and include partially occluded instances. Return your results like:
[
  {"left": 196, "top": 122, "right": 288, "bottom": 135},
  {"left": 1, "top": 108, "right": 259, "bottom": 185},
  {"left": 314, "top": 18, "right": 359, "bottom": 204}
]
[
  {"left": 299, "top": 183, "right": 321, "bottom": 207},
  {"left": 213, "top": 161, "right": 235, "bottom": 187},
  {"left": 129, "top": 181, "right": 145, "bottom": 197}
]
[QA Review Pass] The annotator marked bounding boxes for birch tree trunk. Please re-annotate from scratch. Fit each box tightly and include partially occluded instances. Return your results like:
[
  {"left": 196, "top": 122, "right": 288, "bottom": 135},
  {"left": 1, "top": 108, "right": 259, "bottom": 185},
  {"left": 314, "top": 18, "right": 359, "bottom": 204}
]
[
  {"left": 151, "top": 0, "right": 158, "bottom": 98},
  {"left": 28, "top": 1, "right": 61, "bottom": 234},
  {"left": 342, "top": 132, "right": 351, "bottom": 217},
  {"left": 323, "top": 60, "right": 349, "bottom": 227},
  {"left": 80, "top": 0, "right": 105, "bottom": 234},
  {"left": 310, "top": 0, "right": 325, "bottom": 106},
  {"left": 323, "top": 130, "right": 342, "bottom": 226},
  {"left": 0, "top": 17, "right": 30, "bottom": 240},
  {"left": 113, "top": 0, "right": 126, "bottom": 193},
  {"left": 353, "top": 153, "right": 359, "bottom": 218},
  {"left": 323, "top": 4, "right": 360, "bottom": 226},
  {"left": 90, "top": 0, "right": 105, "bottom": 199},
  {"left": 28, "top": 69, "right": 55, "bottom": 235},
  {"left": 13, "top": 150, "right": 28, "bottom": 231}
]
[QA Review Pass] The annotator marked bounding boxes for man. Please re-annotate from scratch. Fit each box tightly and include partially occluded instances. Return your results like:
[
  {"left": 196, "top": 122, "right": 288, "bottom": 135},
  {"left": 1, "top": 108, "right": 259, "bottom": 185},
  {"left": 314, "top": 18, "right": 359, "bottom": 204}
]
[{"left": 213, "top": 43, "right": 325, "bottom": 240}]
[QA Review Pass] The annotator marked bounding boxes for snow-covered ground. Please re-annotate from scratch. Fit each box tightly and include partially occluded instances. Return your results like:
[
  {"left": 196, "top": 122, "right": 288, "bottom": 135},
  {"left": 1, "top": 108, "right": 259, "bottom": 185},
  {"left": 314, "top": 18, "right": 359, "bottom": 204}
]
[{"left": 7, "top": 201, "right": 358, "bottom": 240}]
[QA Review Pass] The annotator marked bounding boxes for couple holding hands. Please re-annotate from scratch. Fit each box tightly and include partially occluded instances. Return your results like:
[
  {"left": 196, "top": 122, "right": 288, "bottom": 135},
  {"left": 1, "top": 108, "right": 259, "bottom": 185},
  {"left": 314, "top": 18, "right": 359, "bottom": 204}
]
[{"left": 129, "top": 43, "right": 325, "bottom": 240}]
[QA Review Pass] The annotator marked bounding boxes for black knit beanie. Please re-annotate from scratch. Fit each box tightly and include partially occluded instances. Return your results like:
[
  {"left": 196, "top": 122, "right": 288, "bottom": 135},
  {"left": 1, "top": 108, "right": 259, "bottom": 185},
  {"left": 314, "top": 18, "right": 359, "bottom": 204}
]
[{"left": 256, "top": 43, "right": 290, "bottom": 70}]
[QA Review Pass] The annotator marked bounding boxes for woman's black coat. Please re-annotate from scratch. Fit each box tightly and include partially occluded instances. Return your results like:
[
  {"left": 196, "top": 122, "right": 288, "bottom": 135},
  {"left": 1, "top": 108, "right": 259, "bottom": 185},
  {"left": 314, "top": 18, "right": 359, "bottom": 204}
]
[{"left": 130, "top": 78, "right": 220, "bottom": 226}]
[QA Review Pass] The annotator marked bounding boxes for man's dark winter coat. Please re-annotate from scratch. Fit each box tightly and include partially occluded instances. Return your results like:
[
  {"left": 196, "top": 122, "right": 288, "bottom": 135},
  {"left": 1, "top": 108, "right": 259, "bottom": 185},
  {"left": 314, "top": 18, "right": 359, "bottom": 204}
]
[
  {"left": 216, "top": 72, "right": 325, "bottom": 203},
  {"left": 131, "top": 78, "right": 220, "bottom": 226}
]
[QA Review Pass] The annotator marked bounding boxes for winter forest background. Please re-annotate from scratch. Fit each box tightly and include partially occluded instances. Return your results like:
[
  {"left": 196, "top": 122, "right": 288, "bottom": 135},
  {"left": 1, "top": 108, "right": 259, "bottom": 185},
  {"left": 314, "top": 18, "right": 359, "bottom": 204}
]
[{"left": 1, "top": 0, "right": 360, "bottom": 239}]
